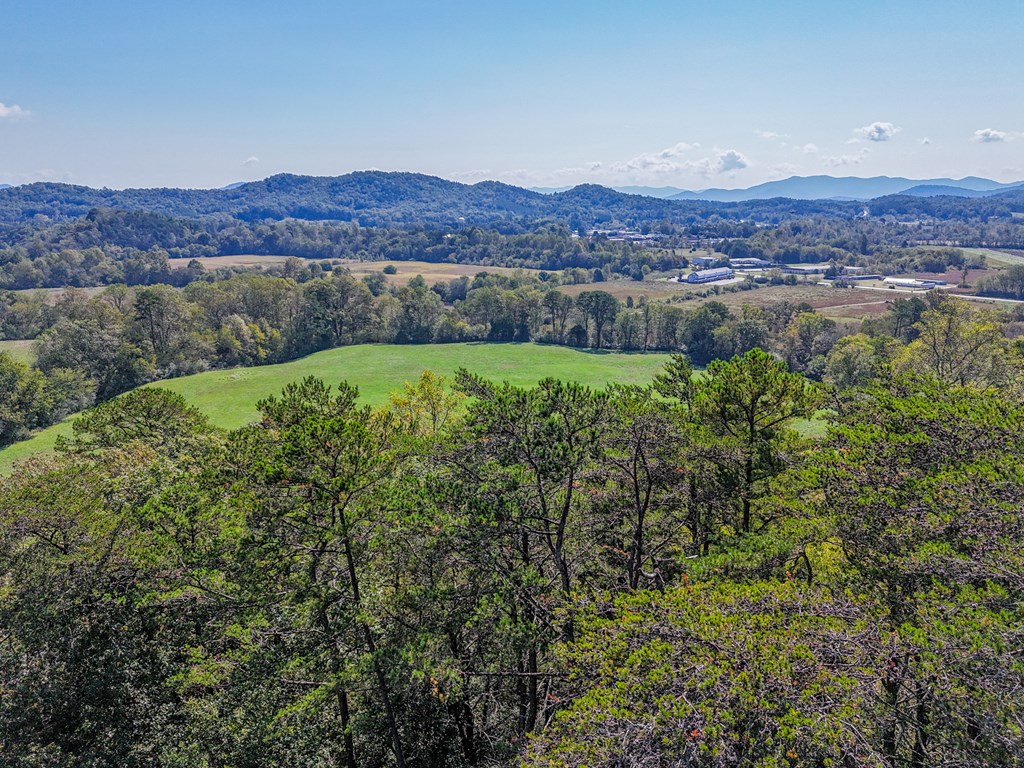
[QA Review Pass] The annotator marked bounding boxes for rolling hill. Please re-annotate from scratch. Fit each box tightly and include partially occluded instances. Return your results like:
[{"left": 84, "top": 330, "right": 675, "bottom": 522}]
[
  {"left": 2, "top": 172, "right": 1024, "bottom": 231},
  {"left": 0, "top": 343, "right": 673, "bottom": 473}
]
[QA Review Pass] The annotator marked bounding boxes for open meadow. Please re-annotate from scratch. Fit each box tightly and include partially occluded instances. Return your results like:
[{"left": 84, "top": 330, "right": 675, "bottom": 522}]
[
  {"left": 0, "top": 342, "right": 672, "bottom": 473},
  {"left": 168, "top": 256, "right": 550, "bottom": 284},
  {"left": 919, "top": 246, "right": 1024, "bottom": 269},
  {"left": 0, "top": 339, "right": 35, "bottom": 365},
  {"left": 169, "top": 254, "right": 294, "bottom": 269},
  {"left": 338, "top": 259, "right": 547, "bottom": 285}
]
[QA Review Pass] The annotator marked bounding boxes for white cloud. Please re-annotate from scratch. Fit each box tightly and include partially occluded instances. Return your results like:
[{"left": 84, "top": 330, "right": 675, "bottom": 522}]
[
  {"left": 607, "top": 142, "right": 749, "bottom": 179},
  {"left": 0, "top": 102, "right": 29, "bottom": 120},
  {"left": 611, "top": 142, "right": 706, "bottom": 176},
  {"left": 823, "top": 147, "right": 871, "bottom": 167},
  {"left": 242, "top": 156, "right": 260, "bottom": 166},
  {"left": 855, "top": 121, "right": 900, "bottom": 142},
  {"left": 755, "top": 129, "right": 788, "bottom": 140},
  {"left": 716, "top": 149, "right": 749, "bottom": 173},
  {"left": 488, "top": 142, "right": 753, "bottom": 187},
  {"left": 799, "top": 143, "right": 819, "bottom": 154},
  {"left": 974, "top": 128, "right": 1009, "bottom": 143}
]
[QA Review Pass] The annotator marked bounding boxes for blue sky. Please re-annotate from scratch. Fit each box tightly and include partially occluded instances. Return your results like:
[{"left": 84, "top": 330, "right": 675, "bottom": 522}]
[{"left": 2, "top": 0, "right": 1022, "bottom": 189}]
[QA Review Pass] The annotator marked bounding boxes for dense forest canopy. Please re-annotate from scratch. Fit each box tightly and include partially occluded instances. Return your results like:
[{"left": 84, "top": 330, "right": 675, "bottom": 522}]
[{"left": 2, "top": 348, "right": 1023, "bottom": 766}]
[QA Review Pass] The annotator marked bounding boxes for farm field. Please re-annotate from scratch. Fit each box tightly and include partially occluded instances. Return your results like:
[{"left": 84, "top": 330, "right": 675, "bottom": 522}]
[
  {"left": 919, "top": 246, "right": 1024, "bottom": 269},
  {"left": 167, "top": 256, "right": 550, "bottom": 284},
  {"left": 169, "top": 254, "right": 294, "bottom": 269},
  {"left": 0, "top": 339, "right": 35, "bottom": 365},
  {"left": 557, "top": 278, "right": 691, "bottom": 301},
  {"left": 560, "top": 277, "right": 898, "bottom": 320},
  {"left": 10, "top": 286, "right": 105, "bottom": 301},
  {"left": 0, "top": 342, "right": 672, "bottom": 474},
  {"left": 687, "top": 283, "right": 895, "bottom": 320},
  {"left": 339, "top": 259, "right": 547, "bottom": 285}
]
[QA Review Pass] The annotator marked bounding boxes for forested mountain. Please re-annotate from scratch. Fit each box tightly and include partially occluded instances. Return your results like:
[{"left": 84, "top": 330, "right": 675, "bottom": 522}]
[
  {"left": 3, "top": 171, "right": 1023, "bottom": 230},
  {"left": 667, "top": 174, "right": 1024, "bottom": 201}
]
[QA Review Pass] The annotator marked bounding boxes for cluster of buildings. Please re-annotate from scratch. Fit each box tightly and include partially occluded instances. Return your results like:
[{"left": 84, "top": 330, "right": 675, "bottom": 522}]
[{"left": 682, "top": 254, "right": 948, "bottom": 290}]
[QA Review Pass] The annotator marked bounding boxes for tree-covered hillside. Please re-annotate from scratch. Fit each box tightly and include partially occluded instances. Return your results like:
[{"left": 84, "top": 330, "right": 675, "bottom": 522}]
[{"left": 3, "top": 171, "right": 1024, "bottom": 229}]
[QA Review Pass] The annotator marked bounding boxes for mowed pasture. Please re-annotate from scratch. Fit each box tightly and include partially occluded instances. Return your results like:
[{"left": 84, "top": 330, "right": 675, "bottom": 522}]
[
  {"left": 0, "top": 339, "right": 35, "bottom": 365},
  {"left": 338, "top": 260, "right": 547, "bottom": 285},
  {"left": 918, "top": 245, "right": 1024, "bottom": 269},
  {"left": 0, "top": 342, "right": 672, "bottom": 473},
  {"left": 169, "top": 254, "right": 294, "bottom": 269},
  {"left": 10, "top": 286, "right": 105, "bottom": 301},
  {"left": 167, "top": 256, "right": 549, "bottom": 285},
  {"left": 558, "top": 276, "right": 897, "bottom": 320}
]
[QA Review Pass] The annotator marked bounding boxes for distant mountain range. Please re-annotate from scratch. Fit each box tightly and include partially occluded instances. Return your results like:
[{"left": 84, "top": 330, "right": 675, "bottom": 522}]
[
  {"left": 1, "top": 172, "right": 1023, "bottom": 228},
  {"left": 535, "top": 176, "right": 1024, "bottom": 201}
]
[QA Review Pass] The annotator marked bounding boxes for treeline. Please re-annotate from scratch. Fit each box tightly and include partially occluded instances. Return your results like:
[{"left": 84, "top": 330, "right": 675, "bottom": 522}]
[
  {"left": 2, "top": 338, "right": 1023, "bottom": 766},
  {"left": 0, "top": 214, "right": 682, "bottom": 289},
  {"left": 0, "top": 265, "right": 856, "bottom": 447},
  {"left": 6, "top": 257, "right": 1022, "bottom": 450},
  {"left": 5, "top": 204, "right": 1022, "bottom": 293}
]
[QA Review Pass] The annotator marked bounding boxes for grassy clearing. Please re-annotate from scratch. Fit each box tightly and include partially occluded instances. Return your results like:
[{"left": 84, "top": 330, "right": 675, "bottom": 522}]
[
  {"left": 0, "top": 339, "right": 35, "bottom": 365},
  {"left": 339, "top": 260, "right": 547, "bottom": 285},
  {"left": 166, "top": 256, "right": 552, "bottom": 283},
  {"left": 557, "top": 279, "right": 690, "bottom": 301},
  {"left": 10, "top": 286, "right": 106, "bottom": 301},
  {"left": 559, "top": 279, "right": 896, "bottom": 321},
  {"left": 0, "top": 343, "right": 672, "bottom": 474},
  {"left": 918, "top": 246, "right": 1024, "bottom": 269},
  {"left": 169, "top": 254, "right": 294, "bottom": 269}
]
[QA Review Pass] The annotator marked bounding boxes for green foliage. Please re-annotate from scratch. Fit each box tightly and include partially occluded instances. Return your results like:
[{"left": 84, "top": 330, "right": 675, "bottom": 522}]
[
  {"left": 526, "top": 583, "right": 879, "bottom": 768},
  {"left": 1, "top": 360, "right": 1023, "bottom": 767}
]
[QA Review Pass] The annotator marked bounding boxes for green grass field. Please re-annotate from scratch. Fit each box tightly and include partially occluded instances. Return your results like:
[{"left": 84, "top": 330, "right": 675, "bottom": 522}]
[
  {"left": 0, "top": 339, "right": 35, "bottom": 365},
  {"left": 920, "top": 246, "right": 1024, "bottom": 268},
  {"left": 0, "top": 343, "right": 673, "bottom": 473}
]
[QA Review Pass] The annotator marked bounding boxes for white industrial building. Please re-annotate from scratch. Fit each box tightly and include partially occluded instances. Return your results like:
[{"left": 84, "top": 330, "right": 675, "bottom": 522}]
[
  {"left": 686, "top": 267, "right": 735, "bottom": 284},
  {"left": 883, "top": 277, "right": 947, "bottom": 289}
]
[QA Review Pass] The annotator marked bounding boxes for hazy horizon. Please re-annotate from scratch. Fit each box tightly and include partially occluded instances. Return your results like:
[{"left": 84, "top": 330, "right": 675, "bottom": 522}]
[
  {"left": 3, "top": 170, "right": 1023, "bottom": 195},
  {"left": 3, "top": 0, "right": 1022, "bottom": 190}
]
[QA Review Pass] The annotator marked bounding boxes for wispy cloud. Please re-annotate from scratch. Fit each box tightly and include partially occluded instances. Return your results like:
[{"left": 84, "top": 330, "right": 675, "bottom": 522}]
[
  {"left": 0, "top": 102, "right": 29, "bottom": 121},
  {"left": 855, "top": 121, "right": 900, "bottom": 142},
  {"left": 823, "top": 148, "right": 871, "bottom": 167},
  {"left": 242, "top": 156, "right": 260, "bottom": 166},
  {"left": 755, "top": 129, "right": 788, "bottom": 140}
]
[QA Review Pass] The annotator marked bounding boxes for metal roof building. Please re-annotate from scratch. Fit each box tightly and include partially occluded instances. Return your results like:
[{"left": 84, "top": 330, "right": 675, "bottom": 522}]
[{"left": 686, "top": 267, "right": 735, "bottom": 284}]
